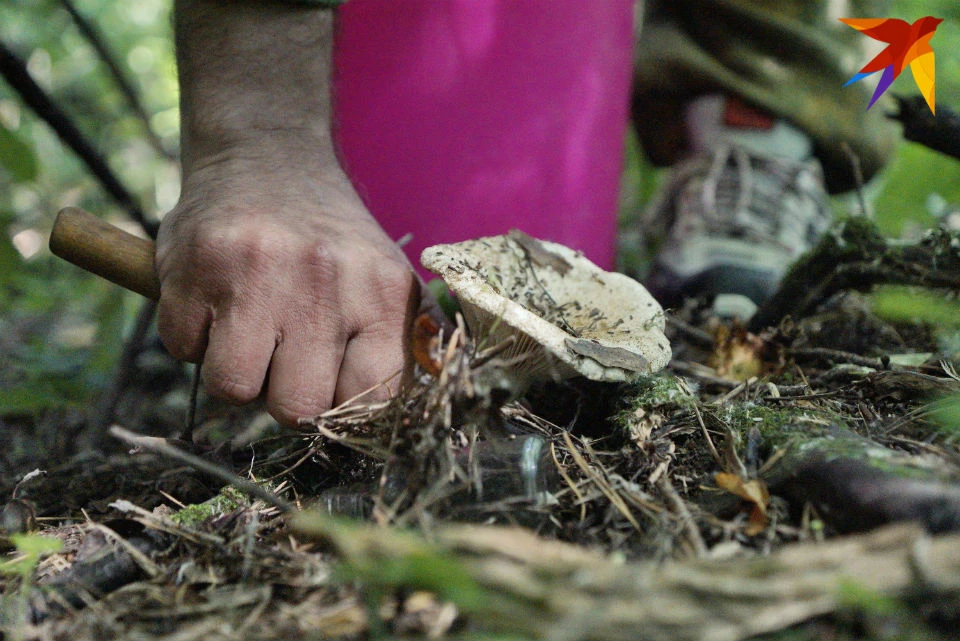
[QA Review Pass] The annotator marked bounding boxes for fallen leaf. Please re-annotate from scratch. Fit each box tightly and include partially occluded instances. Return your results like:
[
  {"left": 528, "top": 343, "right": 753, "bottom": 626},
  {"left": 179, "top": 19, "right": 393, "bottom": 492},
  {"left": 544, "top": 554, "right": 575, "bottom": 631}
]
[
  {"left": 709, "top": 321, "right": 776, "bottom": 381},
  {"left": 715, "top": 471, "right": 770, "bottom": 535}
]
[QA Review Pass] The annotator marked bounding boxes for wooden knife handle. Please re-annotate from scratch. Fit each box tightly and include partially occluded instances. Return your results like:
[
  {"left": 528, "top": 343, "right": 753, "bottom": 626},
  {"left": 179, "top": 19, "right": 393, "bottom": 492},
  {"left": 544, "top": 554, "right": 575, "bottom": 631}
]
[{"left": 49, "top": 207, "right": 161, "bottom": 301}]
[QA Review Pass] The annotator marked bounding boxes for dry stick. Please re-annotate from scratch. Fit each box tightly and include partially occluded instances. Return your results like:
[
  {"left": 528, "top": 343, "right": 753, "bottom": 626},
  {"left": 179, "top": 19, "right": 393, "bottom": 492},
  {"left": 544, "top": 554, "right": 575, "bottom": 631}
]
[
  {"left": 183, "top": 362, "right": 202, "bottom": 442},
  {"left": 551, "top": 442, "right": 587, "bottom": 523},
  {"left": 655, "top": 476, "right": 707, "bottom": 558},
  {"left": 713, "top": 376, "right": 758, "bottom": 405},
  {"left": 787, "top": 346, "right": 889, "bottom": 370},
  {"left": 752, "top": 217, "right": 960, "bottom": 331},
  {"left": 890, "top": 94, "right": 960, "bottom": 161},
  {"left": 91, "top": 299, "right": 157, "bottom": 438},
  {"left": 58, "top": 0, "right": 175, "bottom": 161},
  {"left": 563, "top": 432, "right": 642, "bottom": 531},
  {"left": 841, "top": 141, "right": 870, "bottom": 219},
  {"left": 316, "top": 369, "right": 402, "bottom": 419},
  {"left": 89, "top": 521, "right": 162, "bottom": 578},
  {"left": 0, "top": 42, "right": 155, "bottom": 237},
  {"left": 691, "top": 403, "right": 722, "bottom": 468},
  {"left": 295, "top": 516, "right": 960, "bottom": 641},
  {"left": 669, "top": 359, "right": 740, "bottom": 389},
  {"left": 665, "top": 313, "right": 714, "bottom": 349},
  {"left": 109, "top": 425, "right": 296, "bottom": 514}
]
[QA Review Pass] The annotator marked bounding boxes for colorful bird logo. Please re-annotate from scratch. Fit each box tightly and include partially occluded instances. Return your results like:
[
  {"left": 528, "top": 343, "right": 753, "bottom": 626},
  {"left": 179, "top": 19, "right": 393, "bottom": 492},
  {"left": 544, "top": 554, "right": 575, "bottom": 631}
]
[{"left": 840, "top": 16, "right": 942, "bottom": 114}]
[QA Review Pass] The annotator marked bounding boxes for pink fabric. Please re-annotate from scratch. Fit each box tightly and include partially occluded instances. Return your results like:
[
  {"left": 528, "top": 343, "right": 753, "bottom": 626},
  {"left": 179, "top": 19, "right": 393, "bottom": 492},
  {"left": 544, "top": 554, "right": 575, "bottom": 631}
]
[{"left": 333, "top": 0, "right": 635, "bottom": 275}]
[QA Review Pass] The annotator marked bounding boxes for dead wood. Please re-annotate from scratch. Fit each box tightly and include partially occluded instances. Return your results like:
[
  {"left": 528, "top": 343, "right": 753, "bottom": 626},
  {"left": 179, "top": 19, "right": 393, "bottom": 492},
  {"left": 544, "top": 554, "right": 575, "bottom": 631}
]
[{"left": 31, "top": 520, "right": 167, "bottom": 622}]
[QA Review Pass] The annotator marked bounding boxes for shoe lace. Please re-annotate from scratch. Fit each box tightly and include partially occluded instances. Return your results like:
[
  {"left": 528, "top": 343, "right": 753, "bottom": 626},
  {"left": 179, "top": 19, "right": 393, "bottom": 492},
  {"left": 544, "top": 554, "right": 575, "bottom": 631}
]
[{"left": 667, "top": 144, "right": 832, "bottom": 253}]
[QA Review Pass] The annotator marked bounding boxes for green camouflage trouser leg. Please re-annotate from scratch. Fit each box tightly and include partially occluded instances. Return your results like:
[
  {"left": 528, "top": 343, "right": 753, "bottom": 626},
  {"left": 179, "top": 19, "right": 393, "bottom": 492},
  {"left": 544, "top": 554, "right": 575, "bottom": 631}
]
[{"left": 633, "top": 0, "right": 900, "bottom": 193}]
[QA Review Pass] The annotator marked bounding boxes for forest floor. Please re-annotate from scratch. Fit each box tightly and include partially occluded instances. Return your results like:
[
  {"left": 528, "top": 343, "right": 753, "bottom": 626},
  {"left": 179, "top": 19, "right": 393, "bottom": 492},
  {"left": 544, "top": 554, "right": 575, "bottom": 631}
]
[{"left": 2, "top": 219, "right": 960, "bottom": 641}]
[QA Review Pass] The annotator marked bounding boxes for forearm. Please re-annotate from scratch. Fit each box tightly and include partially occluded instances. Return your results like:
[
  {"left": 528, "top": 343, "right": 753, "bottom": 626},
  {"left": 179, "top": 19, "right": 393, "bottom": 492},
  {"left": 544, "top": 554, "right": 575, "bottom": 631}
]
[{"left": 174, "top": 0, "right": 337, "bottom": 175}]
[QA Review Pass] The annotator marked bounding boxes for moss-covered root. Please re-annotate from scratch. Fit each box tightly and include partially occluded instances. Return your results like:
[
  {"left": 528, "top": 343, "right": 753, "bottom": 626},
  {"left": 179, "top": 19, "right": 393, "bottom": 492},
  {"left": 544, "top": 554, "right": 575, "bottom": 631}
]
[{"left": 764, "top": 431, "right": 960, "bottom": 534}]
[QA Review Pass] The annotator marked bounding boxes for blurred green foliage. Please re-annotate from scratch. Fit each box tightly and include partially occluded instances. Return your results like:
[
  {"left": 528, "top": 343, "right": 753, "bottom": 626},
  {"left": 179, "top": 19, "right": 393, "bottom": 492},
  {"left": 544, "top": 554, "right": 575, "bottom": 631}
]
[
  {"left": 1, "top": 1, "right": 959, "bottom": 420},
  {"left": 0, "top": 0, "right": 177, "bottom": 416},
  {"left": 874, "top": 0, "right": 960, "bottom": 234}
]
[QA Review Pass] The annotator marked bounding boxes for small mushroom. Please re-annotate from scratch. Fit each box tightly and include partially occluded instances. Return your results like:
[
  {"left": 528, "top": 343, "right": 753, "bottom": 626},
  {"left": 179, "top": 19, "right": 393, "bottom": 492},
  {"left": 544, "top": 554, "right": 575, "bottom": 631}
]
[{"left": 421, "top": 230, "right": 671, "bottom": 389}]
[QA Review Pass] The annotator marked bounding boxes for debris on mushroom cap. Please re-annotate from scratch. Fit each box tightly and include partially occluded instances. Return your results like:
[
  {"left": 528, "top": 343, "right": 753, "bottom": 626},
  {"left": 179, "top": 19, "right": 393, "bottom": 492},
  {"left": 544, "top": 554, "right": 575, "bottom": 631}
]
[{"left": 420, "top": 230, "right": 671, "bottom": 386}]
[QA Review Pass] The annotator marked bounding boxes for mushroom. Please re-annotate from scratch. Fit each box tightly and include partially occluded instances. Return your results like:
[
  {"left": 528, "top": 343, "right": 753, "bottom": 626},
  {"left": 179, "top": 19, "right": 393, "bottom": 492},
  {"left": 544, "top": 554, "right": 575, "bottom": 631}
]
[{"left": 420, "top": 230, "right": 671, "bottom": 389}]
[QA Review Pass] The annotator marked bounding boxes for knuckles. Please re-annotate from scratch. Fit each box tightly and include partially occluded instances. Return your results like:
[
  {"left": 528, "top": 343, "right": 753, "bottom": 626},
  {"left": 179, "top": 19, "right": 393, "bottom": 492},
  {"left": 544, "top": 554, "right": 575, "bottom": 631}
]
[{"left": 154, "top": 203, "right": 417, "bottom": 426}]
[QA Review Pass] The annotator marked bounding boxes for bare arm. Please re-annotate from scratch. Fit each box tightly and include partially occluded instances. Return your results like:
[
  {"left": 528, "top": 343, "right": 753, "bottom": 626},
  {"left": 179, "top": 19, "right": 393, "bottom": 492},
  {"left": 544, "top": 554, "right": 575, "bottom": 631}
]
[{"left": 159, "top": 0, "right": 419, "bottom": 425}]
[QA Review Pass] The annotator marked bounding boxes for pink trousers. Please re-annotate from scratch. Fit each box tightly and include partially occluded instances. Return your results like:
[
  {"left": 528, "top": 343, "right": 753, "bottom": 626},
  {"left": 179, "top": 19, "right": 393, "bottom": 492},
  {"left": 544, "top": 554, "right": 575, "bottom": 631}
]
[{"left": 333, "top": 0, "right": 635, "bottom": 275}]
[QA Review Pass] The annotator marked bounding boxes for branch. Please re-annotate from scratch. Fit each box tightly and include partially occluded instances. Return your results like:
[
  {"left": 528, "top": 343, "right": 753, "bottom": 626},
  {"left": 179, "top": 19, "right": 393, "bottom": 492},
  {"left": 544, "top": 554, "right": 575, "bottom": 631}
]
[
  {"left": 889, "top": 95, "right": 960, "bottom": 162},
  {"left": 58, "top": 0, "right": 176, "bottom": 161},
  {"left": 0, "top": 41, "right": 157, "bottom": 238}
]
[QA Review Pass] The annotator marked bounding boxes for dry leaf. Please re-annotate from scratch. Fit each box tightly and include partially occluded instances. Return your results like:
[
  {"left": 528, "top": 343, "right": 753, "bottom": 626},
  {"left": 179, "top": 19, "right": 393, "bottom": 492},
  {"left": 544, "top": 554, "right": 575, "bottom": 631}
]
[
  {"left": 708, "top": 322, "right": 780, "bottom": 381},
  {"left": 715, "top": 471, "right": 771, "bottom": 535}
]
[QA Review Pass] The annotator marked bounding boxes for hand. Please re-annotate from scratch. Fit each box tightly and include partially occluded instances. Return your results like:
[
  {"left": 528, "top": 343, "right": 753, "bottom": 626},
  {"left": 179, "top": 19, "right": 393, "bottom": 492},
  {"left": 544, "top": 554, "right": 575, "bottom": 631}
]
[{"left": 156, "top": 153, "right": 419, "bottom": 425}]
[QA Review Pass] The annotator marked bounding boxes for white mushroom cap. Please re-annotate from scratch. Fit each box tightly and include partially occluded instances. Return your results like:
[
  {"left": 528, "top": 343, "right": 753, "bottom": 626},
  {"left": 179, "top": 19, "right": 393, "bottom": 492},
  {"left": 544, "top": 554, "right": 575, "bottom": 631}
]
[{"left": 421, "top": 231, "right": 671, "bottom": 387}]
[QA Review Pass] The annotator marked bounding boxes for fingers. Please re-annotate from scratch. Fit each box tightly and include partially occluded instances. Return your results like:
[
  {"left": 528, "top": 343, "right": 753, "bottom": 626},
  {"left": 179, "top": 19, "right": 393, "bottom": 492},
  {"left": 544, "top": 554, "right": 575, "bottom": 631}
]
[
  {"left": 334, "top": 266, "right": 422, "bottom": 406},
  {"left": 157, "top": 291, "right": 211, "bottom": 363},
  {"left": 335, "top": 319, "right": 407, "bottom": 407},
  {"left": 201, "top": 304, "right": 276, "bottom": 405},
  {"left": 265, "top": 319, "right": 344, "bottom": 426},
  {"left": 153, "top": 176, "right": 423, "bottom": 426}
]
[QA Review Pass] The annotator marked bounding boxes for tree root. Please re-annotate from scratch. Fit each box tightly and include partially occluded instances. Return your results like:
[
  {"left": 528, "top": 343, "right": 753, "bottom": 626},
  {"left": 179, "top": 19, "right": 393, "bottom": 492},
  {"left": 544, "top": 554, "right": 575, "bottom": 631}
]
[{"left": 750, "top": 218, "right": 960, "bottom": 331}]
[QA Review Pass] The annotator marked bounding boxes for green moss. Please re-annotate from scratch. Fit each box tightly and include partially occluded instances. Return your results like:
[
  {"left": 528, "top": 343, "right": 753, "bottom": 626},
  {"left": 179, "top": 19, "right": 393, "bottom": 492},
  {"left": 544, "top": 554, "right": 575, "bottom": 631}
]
[
  {"left": 718, "top": 402, "right": 842, "bottom": 448},
  {"left": 621, "top": 374, "right": 695, "bottom": 410},
  {"left": 613, "top": 374, "right": 695, "bottom": 432},
  {"left": 172, "top": 486, "right": 249, "bottom": 528}
]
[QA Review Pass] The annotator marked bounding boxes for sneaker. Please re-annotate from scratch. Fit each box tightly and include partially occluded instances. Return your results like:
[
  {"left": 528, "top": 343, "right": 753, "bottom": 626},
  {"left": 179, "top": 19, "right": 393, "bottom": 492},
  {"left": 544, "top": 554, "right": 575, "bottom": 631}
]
[{"left": 643, "top": 95, "right": 833, "bottom": 318}]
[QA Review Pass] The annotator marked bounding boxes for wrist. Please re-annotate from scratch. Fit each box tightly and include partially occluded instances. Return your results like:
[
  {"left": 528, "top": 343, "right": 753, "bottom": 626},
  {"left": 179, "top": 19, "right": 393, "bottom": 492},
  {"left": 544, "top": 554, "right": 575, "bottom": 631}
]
[{"left": 180, "top": 128, "right": 341, "bottom": 187}]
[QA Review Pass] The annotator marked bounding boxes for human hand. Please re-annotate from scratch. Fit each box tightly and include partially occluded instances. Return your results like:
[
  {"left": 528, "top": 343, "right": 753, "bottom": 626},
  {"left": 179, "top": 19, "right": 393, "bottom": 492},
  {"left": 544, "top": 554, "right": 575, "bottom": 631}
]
[{"left": 156, "top": 153, "right": 420, "bottom": 425}]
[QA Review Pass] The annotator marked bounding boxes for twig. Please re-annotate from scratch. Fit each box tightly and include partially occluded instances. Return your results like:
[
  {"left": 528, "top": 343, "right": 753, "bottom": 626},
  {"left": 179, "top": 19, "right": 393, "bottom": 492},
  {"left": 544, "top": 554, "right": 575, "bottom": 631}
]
[
  {"left": 787, "top": 346, "right": 889, "bottom": 370},
  {"left": 292, "top": 516, "right": 960, "bottom": 641},
  {"left": 750, "top": 217, "right": 960, "bottom": 331},
  {"left": 668, "top": 359, "right": 741, "bottom": 389},
  {"left": 89, "top": 521, "right": 161, "bottom": 578},
  {"left": 691, "top": 404, "right": 722, "bottom": 468},
  {"left": 665, "top": 313, "right": 714, "bottom": 349},
  {"left": 92, "top": 299, "right": 157, "bottom": 436},
  {"left": 841, "top": 141, "right": 870, "bottom": 219},
  {"left": 183, "top": 361, "right": 202, "bottom": 441},
  {"left": 58, "top": 0, "right": 175, "bottom": 161},
  {"left": 0, "top": 41, "right": 156, "bottom": 237},
  {"left": 563, "top": 432, "right": 642, "bottom": 531},
  {"left": 109, "top": 425, "right": 295, "bottom": 513},
  {"left": 551, "top": 442, "right": 586, "bottom": 523},
  {"left": 889, "top": 94, "right": 960, "bottom": 162},
  {"left": 655, "top": 476, "right": 707, "bottom": 557}
]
